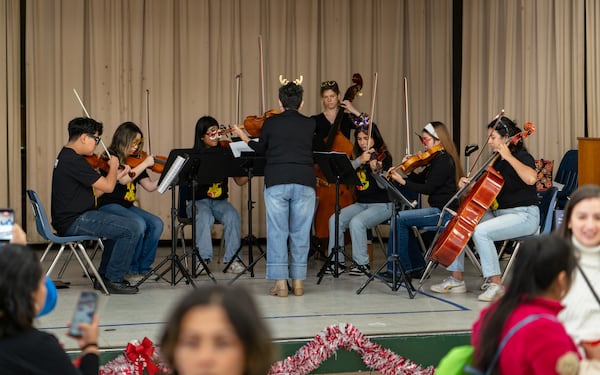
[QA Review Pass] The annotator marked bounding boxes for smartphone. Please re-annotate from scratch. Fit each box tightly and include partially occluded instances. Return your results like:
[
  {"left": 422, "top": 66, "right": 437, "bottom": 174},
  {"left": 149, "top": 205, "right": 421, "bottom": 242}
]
[
  {"left": 68, "top": 291, "right": 98, "bottom": 337},
  {"left": 0, "top": 208, "right": 14, "bottom": 242}
]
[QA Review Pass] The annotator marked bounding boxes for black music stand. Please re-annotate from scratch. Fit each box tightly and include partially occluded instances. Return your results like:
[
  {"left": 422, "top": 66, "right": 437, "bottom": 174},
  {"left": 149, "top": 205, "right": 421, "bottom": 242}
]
[
  {"left": 314, "top": 151, "right": 361, "bottom": 283},
  {"left": 228, "top": 152, "right": 266, "bottom": 285},
  {"left": 356, "top": 172, "right": 416, "bottom": 298},
  {"left": 135, "top": 149, "right": 208, "bottom": 287}
]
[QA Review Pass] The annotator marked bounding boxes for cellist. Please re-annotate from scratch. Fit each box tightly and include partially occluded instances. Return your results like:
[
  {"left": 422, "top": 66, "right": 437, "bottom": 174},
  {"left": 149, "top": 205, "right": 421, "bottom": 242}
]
[
  {"left": 312, "top": 79, "right": 367, "bottom": 258},
  {"left": 430, "top": 116, "right": 539, "bottom": 302}
]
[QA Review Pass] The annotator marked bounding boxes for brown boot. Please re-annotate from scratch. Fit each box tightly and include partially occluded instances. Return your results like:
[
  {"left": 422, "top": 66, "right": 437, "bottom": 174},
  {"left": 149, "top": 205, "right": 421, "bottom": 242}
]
[
  {"left": 269, "top": 280, "right": 288, "bottom": 297},
  {"left": 292, "top": 279, "right": 304, "bottom": 296}
]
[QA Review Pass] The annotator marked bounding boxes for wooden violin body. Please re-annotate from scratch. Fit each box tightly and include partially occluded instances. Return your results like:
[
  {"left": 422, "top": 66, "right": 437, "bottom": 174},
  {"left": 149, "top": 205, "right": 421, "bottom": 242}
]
[
  {"left": 243, "top": 109, "right": 279, "bottom": 137},
  {"left": 399, "top": 144, "right": 444, "bottom": 175},
  {"left": 429, "top": 166, "right": 503, "bottom": 266},
  {"left": 126, "top": 151, "right": 167, "bottom": 174}
]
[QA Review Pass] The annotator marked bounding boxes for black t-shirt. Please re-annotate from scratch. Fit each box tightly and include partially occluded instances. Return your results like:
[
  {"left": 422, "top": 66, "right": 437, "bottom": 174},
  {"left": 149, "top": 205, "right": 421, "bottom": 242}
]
[
  {"left": 355, "top": 152, "right": 393, "bottom": 204},
  {"left": 248, "top": 109, "right": 316, "bottom": 188},
  {"left": 192, "top": 178, "right": 230, "bottom": 201},
  {"left": 0, "top": 329, "right": 98, "bottom": 375},
  {"left": 494, "top": 149, "right": 539, "bottom": 208},
  {"left": 51, "top": 147, "right": 101, "bottom": 235},
  {"left": 311, "top": 112, "right": 355, "bottom": 151},
  {"left": 98, "top": 170, "right": 149, "bottom": 208},
  {"left": 404, "top": 151, "right": 458, "bottom": 210}
]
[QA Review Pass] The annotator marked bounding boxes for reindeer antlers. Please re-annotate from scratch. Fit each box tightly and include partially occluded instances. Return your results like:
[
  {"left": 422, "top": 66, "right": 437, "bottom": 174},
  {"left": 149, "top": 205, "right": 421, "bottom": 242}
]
[{"left": 279, "top": 74, "right": 303, "bottom": 86}]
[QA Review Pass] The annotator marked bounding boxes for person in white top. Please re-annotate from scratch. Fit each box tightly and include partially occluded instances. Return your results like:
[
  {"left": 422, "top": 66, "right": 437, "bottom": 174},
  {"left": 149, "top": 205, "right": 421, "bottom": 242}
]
[{"left": 557, "top": 184, "right": 600, "bottom": 362}]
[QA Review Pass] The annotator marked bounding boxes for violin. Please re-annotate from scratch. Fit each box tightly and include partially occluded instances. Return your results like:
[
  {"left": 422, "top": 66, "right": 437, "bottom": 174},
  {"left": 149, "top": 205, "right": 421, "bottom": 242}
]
[
  {"left": 86, "top": 154, "right": 136, "bottom": 178},
  {"left": 395, "top": 144, "right": 445, "bottom": 175},
  {"left": 126, "top": 151, "right": 167, "bottom": 174}
]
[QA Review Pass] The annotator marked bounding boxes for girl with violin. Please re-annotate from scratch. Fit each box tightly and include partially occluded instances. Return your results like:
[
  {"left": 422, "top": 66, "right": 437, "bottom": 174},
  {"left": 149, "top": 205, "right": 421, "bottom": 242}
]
[
  {"left": 312, "top": 78, "right": 366, "bottom": 257},
  {"left": 328, "top": 122, "right": 393, "bottom": 275},
  {"left": 386, "top": 122, "right": 463, "bottom": 279},
  {"left": 430, "top": 116, "right": 539, "bottom": 302},
  {"left": 185, "top": 116, "right": 247, "bottom": 273},
  {"left": 98, "top": 121, "right": 164, "bottom": 284}
]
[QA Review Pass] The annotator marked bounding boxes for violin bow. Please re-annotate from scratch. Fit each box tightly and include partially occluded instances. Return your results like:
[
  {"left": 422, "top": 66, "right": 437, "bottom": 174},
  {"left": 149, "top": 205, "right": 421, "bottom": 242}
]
[
  {"left": 73, "top": 88, "right": 111, "bottom": 158},
  {"left": 367, "top": 72, "right": 378, "bottom": 149},
  {"left": 145, "top": 89, "right": 152, "bottom": 155},
  {"left": 258, "top": 35, "right": 265, "bottom": 114},
  {"left": 466, "top": 108, "right": 505, "bottom": 177},
  {"left": 235, "top": 73, "right": 241, "bottom": 124},
  {"left": 404, "top": 77, "right": 411, "bottom": 156}
]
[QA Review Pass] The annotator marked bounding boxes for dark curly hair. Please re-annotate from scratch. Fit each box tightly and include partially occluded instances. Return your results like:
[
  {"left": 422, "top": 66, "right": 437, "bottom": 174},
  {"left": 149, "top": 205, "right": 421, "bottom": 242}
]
[{"left": 279, "top": 82, "right": 303, "bottom": 110}]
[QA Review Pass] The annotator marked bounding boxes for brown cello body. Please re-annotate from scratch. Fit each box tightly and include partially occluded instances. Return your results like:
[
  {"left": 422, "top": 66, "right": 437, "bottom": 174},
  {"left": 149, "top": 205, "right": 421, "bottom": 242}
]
[
  {"left": 429, "top": 166, "right": 504, "bottom": 267},
  {"left": 313, "top": 131, "right": 355, "bottom": 239}
]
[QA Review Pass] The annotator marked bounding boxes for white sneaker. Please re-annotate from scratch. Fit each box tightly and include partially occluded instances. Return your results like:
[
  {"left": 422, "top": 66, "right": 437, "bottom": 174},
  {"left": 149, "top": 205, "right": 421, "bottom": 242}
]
[
  {"left": 430, "top": 276, "right": 467, "bottom": 294},
  {"left": 226, "top": 260, "right": 245, "bottom": 274},
  {"left": 478, "top": 283, "right": 504, "bottom": 302}
]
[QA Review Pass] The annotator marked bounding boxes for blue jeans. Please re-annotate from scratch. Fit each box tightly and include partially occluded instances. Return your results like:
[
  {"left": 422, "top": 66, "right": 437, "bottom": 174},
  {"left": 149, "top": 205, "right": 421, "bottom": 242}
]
[
  {"left": 387, "top": 207, "right": 451, "bottom": 274},
  {"left": 99, "top": 204, "right": 163, "bottom": 274},
  {"left": 328, "top": 202, "right": 393, "bottom": 266},
  {"left": 65, "top": 210, "right": 142, "bottom": 282},
  {"left": 447, "top": 205, "right": 540, "bottom": 277},
  {"left": 187, "top": 199, "right": 241, "bottom": 263},
  {"left": 264, "top": 184, "right": 315, "bottom": 280}
]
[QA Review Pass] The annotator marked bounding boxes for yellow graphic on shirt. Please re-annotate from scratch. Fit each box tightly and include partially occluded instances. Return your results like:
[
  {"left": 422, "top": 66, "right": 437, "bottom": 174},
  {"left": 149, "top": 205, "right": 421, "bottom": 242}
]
[
  {"left": 207, "top": 183, "right": 223, "bottom": 198},
  {"left": 124, "top": 182, "right": 136, "bottom": 202},
  {"left": 356, "top": 168, "right": 369, "bottom": 191}
]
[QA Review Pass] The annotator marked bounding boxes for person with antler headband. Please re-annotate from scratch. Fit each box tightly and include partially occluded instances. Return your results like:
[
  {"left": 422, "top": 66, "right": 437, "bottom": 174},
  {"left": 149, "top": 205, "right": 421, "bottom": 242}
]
[{"left": 233, "top": 75, "right": 316, "bottom": 297}]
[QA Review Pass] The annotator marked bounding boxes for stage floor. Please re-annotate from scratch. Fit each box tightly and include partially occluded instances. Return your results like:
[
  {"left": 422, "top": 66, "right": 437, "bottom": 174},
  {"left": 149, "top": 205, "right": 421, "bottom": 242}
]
[{"left": 37, "top": 242, "right": 489, "bottom": 353}]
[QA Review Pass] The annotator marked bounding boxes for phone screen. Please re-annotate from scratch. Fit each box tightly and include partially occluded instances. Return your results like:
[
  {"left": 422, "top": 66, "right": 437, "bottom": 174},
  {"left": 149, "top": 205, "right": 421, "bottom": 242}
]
[
  {"left": 68, "top": 291, "right": 98, "bottom": 337},
  {"left": 0, "top": 209, "right": 14, "bottom": 241}
]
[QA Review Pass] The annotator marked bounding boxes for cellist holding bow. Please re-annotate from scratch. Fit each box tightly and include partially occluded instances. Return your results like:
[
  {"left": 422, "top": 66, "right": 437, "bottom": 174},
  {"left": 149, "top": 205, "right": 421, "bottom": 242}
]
[{"left": 430, "top": 116, "right": 539, "bottom": 302}]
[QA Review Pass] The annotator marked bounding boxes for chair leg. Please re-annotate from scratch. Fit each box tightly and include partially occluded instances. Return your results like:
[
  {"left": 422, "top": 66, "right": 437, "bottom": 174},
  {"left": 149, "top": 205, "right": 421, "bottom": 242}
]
[
  {"left": 75, "top": 242, "right": 109, "bottom": 295},
  {"left": 39, "top": 242, "right": 54, "bottom": 262},
  {"left": 45, "top": 245, "right": 67, "bottom": 276},
  {"left": 57, "top": 251, "right": 75, "bottom": 279},
  {"left": 502, "top": 242, "right": 521, "bottom": 284},
  {"left": 373, "top": 225, "right": 387, "bottom": 258},
  {"left": 464, "top": 245, "right": 483, "bottom": 276}
]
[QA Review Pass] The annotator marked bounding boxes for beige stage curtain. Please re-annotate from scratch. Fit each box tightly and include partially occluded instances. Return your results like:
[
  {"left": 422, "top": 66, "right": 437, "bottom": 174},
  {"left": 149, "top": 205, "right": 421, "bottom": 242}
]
[
  {"left": 461, "top": 0, "right": 585, "bottom": 172},
  {"left": 586, "top": 0, "right": 600, "bottom": 137},
  {"left": 0, "top": 0, "right": 21, "bottom": 218},
  {"left": 22, "top": 0, "right": 453, "bottom": 241}
]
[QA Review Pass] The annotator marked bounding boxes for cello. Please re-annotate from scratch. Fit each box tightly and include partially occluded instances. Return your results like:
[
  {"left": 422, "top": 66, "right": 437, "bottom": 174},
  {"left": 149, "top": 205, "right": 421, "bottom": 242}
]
[
  {"left": 313, "top": 74, "right": 363, "bottom": 241},
  {"left": 428, "top": 120, "right": 536, "bottom": 267}
]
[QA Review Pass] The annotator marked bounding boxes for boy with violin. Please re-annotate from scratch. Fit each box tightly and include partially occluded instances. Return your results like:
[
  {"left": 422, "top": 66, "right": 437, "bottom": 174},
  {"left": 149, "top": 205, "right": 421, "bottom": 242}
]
[
  {"left": 385, "top": 122, "right": 463, "bottom": 280},
  {"left": 98, "top": 121, "right": 164, "bottom": 284},
  {"left": 51, "top": 117, "right": 143, "bottom": 294}
]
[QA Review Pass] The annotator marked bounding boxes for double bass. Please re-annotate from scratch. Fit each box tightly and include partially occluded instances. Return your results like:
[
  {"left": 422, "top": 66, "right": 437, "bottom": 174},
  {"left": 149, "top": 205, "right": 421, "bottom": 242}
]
[
  {"left": 313, "top": 74, "right": 363, "bottom": 242},
  {"left": 429, "top": 121, "right": 536, "bottom": 267}
]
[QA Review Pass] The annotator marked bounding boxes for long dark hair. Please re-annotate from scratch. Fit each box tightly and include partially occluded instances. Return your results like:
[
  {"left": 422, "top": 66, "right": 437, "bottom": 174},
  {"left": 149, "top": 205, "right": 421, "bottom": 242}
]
[
  {"left": 108, "top": 121, "right": 143, "bottom": 164},
  {"left": 487, "top": 116, "right": 527, "bottom": 153},
  {"left": 557, "top": 184, "right": 600, "bottom": 239},
  {"left": 160, "top": 285, "right": 275, "bottom": 375},
  {"left": 474, "top": 235, "right": 576, "bottom": 372},
  {"left": 0, "top": 244, "right": 43, "bottom": 337},
  {"left": 353, "top": 123, "right": 389, "bottom": 159},
  {"left": 193, "top": 115, "right": 219, "bottom": 150}
]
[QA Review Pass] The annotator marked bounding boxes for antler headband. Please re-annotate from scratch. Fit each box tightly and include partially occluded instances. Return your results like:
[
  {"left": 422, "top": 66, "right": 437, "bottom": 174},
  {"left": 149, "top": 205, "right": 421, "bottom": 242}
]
[{"left": 279, "top": 74, "right": 303, "bottom": 86}]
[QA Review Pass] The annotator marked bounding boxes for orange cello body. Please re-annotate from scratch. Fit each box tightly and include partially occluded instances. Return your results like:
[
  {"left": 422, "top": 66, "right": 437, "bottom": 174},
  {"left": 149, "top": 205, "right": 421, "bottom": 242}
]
[{"left": 430, "top": 166, "right": 504, "bottom": 267}]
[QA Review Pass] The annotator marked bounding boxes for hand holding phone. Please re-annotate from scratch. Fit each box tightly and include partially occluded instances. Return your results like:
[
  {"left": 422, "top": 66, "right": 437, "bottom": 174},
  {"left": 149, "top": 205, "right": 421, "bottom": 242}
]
[
  {"left": 68, "top": 291, "right": 98, "bottom": 337},
  {"left": 0, "top": 209, "right": 15, "bottom": 242}
]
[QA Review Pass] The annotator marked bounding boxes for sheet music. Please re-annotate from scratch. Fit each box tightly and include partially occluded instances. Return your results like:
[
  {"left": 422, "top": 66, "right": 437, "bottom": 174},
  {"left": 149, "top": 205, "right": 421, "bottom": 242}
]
[
  {"left": 157, "top": 155, "right": 187, "bottom": 194},
  {"left": 229, "top": 140, "right": 257, "bottom": 158}
]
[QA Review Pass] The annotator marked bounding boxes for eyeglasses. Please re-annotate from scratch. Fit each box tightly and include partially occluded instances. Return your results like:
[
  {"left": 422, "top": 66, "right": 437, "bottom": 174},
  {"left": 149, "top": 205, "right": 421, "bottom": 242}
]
[
  {"left": 320, "top": 81, "right": 337, "bottom": 88},
  {"left": 87, "top": 134, "right": 101, "bottom": 145},
  {"left": 131, "top": 138, "right": 144, "bottom": 148}
]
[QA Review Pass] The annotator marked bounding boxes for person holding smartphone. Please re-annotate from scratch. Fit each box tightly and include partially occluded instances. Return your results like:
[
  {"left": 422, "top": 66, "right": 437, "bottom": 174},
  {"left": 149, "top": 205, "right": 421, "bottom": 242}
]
[{"left": 0, "top": 244, "right": 100, "bottom": 374}]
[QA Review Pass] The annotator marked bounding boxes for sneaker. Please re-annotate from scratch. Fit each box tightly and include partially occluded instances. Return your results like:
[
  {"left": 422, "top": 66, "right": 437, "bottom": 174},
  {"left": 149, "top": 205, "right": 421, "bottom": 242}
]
[
  {"left": 430, "top": 276, "right": 467, "bottom": 294},
  {"left": 349, "top": 264, "right": 370, "bottom": 276},
  {"left": 323, "top": 262, "right": 346, "bottom": 275},
  {"left": 104, "top": 279, "right": 139, "bottom": 294},
  {"left": 125, "top": 274, "right": 145, "bottom": 284},
  {"left": 478, "top": 283, "right": 504, "bottom": 302},
  {"left": 225, "top": 260, "right": 245, "bottom": 274}
]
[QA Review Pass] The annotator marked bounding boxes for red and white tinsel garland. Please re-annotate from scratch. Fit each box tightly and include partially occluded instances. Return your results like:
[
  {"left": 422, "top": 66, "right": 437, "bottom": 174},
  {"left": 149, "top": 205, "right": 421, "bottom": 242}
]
[
  {"left": 100, "top": 325, "right": 435, "bottom": 375},
  {"left": 268, "top": 323, "right": 435, "bottom": 375}
]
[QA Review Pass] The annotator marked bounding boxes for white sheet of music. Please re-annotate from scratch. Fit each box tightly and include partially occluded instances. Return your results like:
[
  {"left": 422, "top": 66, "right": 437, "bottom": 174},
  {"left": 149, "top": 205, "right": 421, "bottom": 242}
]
[
  {"left": 229, "top": 140, "right": 257, "bottom": 158},
  {"left": 157, "top": 155, "right": 187, "bottom": 194}
]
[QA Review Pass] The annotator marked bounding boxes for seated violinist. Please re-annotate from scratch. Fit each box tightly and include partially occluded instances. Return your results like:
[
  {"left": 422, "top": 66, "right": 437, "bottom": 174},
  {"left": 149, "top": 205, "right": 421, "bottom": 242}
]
[
  {"left": 430, "top": 116, "right": 539, "bottom": 302},
  {"left": 184, "top": 116, "right": 247, "bottom": 273},
  {"left": 385, "top": 122, "right": 463, "bottom": 280},
  {"left": 98, "top": 122, "right": 164, "bottom": 284},
  {"left": 51, "top": 117, "right": 143, "bottom": 294},
  {"left": 327, "top": 122, "right": 393, "bottom": 275}
]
